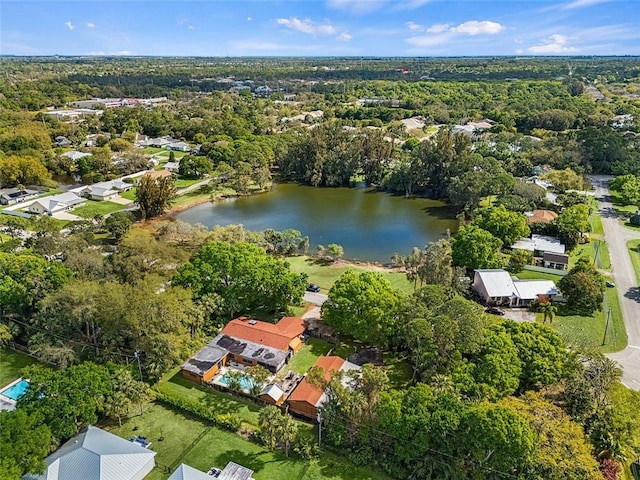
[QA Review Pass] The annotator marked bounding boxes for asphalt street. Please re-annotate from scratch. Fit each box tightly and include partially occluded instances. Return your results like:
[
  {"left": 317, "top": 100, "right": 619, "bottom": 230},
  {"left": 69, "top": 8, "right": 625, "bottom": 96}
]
[{"left": 589, "top": 175, "right": 640, "bottom": 391}]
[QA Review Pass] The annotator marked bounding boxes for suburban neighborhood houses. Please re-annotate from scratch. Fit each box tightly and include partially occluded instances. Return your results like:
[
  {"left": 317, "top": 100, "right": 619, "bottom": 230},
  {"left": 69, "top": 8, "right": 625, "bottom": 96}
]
[{"left": 1, "top": 52, "right": 640, "bottom": 480}]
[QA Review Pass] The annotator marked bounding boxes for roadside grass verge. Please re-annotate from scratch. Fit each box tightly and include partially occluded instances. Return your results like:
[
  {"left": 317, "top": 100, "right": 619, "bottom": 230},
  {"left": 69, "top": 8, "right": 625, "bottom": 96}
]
[
  {"left": 74, "top": 200, "right": 124, "bottom": 218},
  {"left": 570, "top": 240, "right": 611, "bottom": 271},
  {"left": 285, "top": 256, "right": 413, "bottom": 295},
  {"left": 0, "top": 349, "right": 42, "bottom": 387},
  {"left": 628, "top": 240, "right": 640, "bottom": 283},
  {"left": 589, "top": 213, "right": 604, "bottom": 235}
]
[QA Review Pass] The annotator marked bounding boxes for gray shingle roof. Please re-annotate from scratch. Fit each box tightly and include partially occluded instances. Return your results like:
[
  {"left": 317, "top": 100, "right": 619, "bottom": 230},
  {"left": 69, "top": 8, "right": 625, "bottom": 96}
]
[{"left": 23, "top": 426, "right": 156, "bottom": 480}]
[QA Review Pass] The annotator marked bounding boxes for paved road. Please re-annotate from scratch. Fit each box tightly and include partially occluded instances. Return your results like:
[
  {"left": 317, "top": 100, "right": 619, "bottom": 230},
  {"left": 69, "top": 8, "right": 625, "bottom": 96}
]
[
  {"left": 589, "top": 175, "right": 640, "bottom": 390},
  {"left": 303, "top": 291, "right": 328, "bottom": 306}
]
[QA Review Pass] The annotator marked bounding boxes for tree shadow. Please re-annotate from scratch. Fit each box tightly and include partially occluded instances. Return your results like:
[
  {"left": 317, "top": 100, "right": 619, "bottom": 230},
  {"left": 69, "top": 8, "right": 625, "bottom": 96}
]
[{"left": 623, "top": 287, "right": 640, "bottom": 304}]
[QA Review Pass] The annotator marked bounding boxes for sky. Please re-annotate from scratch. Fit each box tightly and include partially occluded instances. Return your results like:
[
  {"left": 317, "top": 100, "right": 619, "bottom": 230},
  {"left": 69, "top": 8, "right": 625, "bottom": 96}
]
[{"left": 1, "top": 0, "right": 638, "bottom": 57}]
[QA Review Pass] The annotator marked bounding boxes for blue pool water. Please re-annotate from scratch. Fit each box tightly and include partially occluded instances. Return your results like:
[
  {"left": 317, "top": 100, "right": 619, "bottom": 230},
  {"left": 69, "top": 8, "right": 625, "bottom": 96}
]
[
  {"left": 1, "top": 379, "right": 29, "bottom": 401},
  {"left": 219, "top": 373, "right": 257, "bottom": 391}
]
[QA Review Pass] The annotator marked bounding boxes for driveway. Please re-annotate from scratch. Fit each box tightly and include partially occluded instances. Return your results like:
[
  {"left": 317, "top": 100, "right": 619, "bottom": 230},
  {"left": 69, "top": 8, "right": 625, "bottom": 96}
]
[
  {"left": 502, "top": 309, "right": 536, "bottom": 323},
  {"left": 589, "top": 175, "right": 640, "bottom": 390},
  {"left": 303, "top": 291, "right": 328, "bottom": 306},
  {"left": 52, "top": 211, "right": 82, "bottom": 221}
]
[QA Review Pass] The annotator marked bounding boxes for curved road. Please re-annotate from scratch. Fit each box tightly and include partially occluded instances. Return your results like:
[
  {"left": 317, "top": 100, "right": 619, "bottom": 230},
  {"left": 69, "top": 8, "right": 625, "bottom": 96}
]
[{"left": 590, "top": 175, "right": 640, "bottom": 390}]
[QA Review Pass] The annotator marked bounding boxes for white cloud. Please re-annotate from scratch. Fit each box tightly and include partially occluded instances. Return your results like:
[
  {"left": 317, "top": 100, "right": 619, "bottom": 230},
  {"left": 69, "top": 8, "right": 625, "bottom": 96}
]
[
  {"left": 276, "top": 17, "right": 336, "bottom": 35},
  {"left": 427, "top": 23, "right": 451, "bottom": 34},
  {"left": 187, "top": 25, "right": 195, "bottom": 30},
  {"left": 64, "top": 21, "right": 74, "bottom": 30},
  {"left": 450, "top": 20, "right": 504, "bottom": 35},
  {"left": 406, "top": 21, "right": 422, "bottom": 31},
  {"left": 337, "top": 32, "right": 352, "bottom": 41},
  {"left": 563, "top": 0, "right": 612, "bottom": 9},
  {"left": 86, "top": 22, "right": 95, "bottom": 28},
  {"left": 406, "top": 33, "right": 452, "bottom": 47},
  {"left": 527, "top": 34, "right": 577, "bottom": 54},
  {"left": 247, "top": 17, "right": 252, "bottom": 21}
]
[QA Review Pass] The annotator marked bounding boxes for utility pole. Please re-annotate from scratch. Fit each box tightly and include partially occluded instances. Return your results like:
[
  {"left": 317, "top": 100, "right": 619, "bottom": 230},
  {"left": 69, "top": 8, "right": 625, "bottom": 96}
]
[
  {"left": 134, "top": 351, "right": 144, "bottom": 382},
  {"left": 317, "top": 413, "right": 322, "bottom": 448},
  {"left": 601, "top": 308, "right": 611, "bottom": 345}
]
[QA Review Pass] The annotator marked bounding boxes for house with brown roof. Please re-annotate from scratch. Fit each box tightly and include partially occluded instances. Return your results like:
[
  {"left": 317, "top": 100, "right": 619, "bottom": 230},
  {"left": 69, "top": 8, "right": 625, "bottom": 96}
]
[
  {"left": 180, "top": 316, "right": 305, "bottom": 383},
  {"left": 221, "top": 316, "right": 305, "bottom": 354},
  {"left": 287, "top": 356, "right": 361, "bottom": 420},
  {"left": 526, "top": 209, "right": 558, "bottom": 224}
]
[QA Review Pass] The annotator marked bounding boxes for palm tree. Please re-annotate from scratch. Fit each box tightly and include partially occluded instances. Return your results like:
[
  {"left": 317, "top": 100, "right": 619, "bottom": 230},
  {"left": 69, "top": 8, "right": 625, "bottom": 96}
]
[
  {"left": 276, "top": 413, "right": 298, "bottom": 458},
  {"left": 539, "top": 302, "right": 557, "bottom": 324}
]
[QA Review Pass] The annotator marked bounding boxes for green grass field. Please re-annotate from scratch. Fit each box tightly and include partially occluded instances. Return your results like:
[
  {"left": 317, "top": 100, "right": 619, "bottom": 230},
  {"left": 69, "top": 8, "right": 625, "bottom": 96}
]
[
  {"left": 285, "top": 338, "right": 333, "bottom": 375},
  {"left": 0, "top": 349, "right": 41, "bottom": 387},
  {"left": 628, "top": 240, "right": 640, "bottom": 283},
  {"left": 155, "top": 368, "right": 262, "bottom": 428},
  {"left": 570, "top": 240, "right": 611, "bottom": 271},
  {"left": 589, "top": 213, "right": 604, "bottom": 235},
  {"left": 514, "top": 269, "right": 564, "bottom": 282},
  {"left": 285, "top": 256, "right": 414, "bottom": 295},
  {"left": 609, "top": 192, "right": 638, "bottom": 215},
  {"left": 174, "top": 178, "right": 203, "bottom": 189},
  {"left": 611, "top": 382, "right": 640, "bottom": 480},
  {"left": 103, "top": 402, "right": 390, "bottom": 480},
  {"left": 74, "top": 200, "right": 125, "bottom": 218},
  {"left": 120, "top": 188, "right": 137, "bottom": 201}
]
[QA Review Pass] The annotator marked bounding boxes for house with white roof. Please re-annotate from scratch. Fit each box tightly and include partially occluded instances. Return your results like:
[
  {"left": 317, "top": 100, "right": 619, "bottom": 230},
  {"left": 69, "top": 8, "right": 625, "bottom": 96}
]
[
  {"left": 28, "top": 192, "right": 86, "bottom": 216},
  {"left": 60, "top": 150, "right": 93, "bottom": 162},
  {"left": 74, "top": 180, "right": 132, "bottom": 201},
  {"left": 168, "top": 462, "right": 254, "bottom": 480},
  {"left": 473, "top": 269, "right": 559, "bottom": 307},
  {"left": 166, "top": 141, "right": 191, "bottom": 152},
  {"left": 22, "top": 425, "right": 156, "bottom": 480},
  {"left": 511, "top": 234, "right": 566, "bottom": 255}
]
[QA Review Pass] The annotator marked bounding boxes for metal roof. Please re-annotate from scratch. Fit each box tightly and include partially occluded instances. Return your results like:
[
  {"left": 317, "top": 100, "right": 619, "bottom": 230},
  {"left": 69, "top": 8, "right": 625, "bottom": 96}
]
[
  {"left": 513, "top": 280, "right": 559, "bottom": 300},
  {"left": 23, "top": 426, "right": 156, "bottom": 480},
  {"left": 474, "top": 269, "right": 519, "bottom": 298},
  {"left": 259, "top": 384, "right": 284, "bottom": 402},
  {"left": 217, "top": 462, "right": 254, "bottom": 480},
  {"left": 168, "top": 464, "right": 211, "bottom": 480},
  {"left": 512, "top": 234, "right": 565, "bottom": 254}
]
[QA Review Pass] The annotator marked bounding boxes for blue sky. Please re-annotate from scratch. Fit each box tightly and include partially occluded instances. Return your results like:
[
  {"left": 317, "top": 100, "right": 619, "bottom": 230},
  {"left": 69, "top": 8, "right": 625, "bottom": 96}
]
[{"left": 1, "top": 0, "right": 638, "bottom": 56}]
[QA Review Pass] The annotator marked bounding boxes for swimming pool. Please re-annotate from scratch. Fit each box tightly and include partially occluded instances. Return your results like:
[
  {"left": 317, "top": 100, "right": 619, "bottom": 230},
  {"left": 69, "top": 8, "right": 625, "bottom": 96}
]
[
  {"left": 218, "top": 373, "right": 257, "bottom": 391},
  {"left": 0, "top": 379, "right": 30, "bottom": 401}
]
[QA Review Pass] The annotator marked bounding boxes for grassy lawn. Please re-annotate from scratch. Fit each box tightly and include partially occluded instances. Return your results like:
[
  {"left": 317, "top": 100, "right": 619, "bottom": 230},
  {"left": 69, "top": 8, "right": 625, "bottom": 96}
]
[
  {"left": 286, "top": 256, "right": 413, "bottom": 295},
  {"left": 285, "top": 337, "right": 333, "bottom": 375},
  {"left": 120, "top": 187, "right": 137, "bottom": 201},
  {"left": 155, "top": 368, "right": 262, "bottom": 428},
  {"left": 0, "top": 349, "right": 41, "bottom": 387},
  {"left": 611, "top": 382, "right": 640, "bottom": 480},
  {"left": 569, "top": 240, "right": 611, "bottom": 271},
  {"left": 171, "top": 188, "right": 212, "bottom": 207},
  {"left": 628, "top": 240, "right": 640, "bottom": 283},
  {"left": 589, "top": 213, "right": 604, "bottom": 235},
  {"left": 74, "top": 200, "right": 124, "bottom": 218},
  {"left": 536, "top": 291, "right": 626, "bottom": 353},
  {"left": 174, "top": 178, "right": 203, "bottom": 189},
  {"left": 514, "top": 269, "right": 564, "bottom": 282},
  {"left": 609, "top": 192, "right": 638, "bottom": 216},
  {"left": 104, "top": 402, "right": 389, "bottom": 480},
  {"left": 143, "top": 147, "right": 166, "bottom": 155}
]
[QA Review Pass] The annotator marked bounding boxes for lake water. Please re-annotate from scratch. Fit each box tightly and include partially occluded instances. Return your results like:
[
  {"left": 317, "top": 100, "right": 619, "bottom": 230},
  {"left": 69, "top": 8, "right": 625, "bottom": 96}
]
[{"left": 175, "top": 183, "right": 457, "bottom": 263}]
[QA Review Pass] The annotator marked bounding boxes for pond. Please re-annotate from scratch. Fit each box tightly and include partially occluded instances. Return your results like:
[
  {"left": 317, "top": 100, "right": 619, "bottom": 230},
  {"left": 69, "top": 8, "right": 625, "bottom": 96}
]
[{"left": 175, "top": 183, "right": 457, "bottom": 263}]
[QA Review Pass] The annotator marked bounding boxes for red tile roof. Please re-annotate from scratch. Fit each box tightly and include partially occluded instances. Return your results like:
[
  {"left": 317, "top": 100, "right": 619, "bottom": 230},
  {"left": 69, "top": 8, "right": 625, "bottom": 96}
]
[
  {"left": 288, "top": 356, "right": 345, "bottom": 407},
  {"left": 220, "top": 317, "right": 304, "bottom": 351},
  {"left": 527, "top": 209, "right": 558, "bottom": 224}
]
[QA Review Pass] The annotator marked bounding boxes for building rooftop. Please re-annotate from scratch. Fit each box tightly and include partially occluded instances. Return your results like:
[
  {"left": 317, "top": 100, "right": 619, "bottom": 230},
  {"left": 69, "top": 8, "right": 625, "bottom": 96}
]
[
  {"left": 212, "top": 334, "right": 288, "bottom": 371},
  {"left": 288, "top": 356, "right": 355, "bottom": 408},
  {"left": 474, "top": 269, "right": 519, "bottom": 299},
  {"left": 168, "top": 464, "right": 211, "bottom": 480},
  {"left": 217, "top": 462, "right": 254, "bottom": 480},
  {"left": 221, "top": 317, "right": 304, "bottom": 352},
  {"left": 181, "top": 343, "right": 228, "bottom": 377},
  {"left": 512, "top": 234, "right": 566, "bottom": 254}
]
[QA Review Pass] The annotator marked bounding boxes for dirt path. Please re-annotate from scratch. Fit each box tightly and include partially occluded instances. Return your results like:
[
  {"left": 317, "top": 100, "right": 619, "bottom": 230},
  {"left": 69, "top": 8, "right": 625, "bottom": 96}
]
[{"left": 590, "top": 175, "right": 640, "bottom": 390}]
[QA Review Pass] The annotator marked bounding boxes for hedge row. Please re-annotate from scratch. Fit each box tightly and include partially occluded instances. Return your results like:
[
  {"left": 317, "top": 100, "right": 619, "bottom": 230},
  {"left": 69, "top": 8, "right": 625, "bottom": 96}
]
[{"left": 154, "top": 391, "right": 242, "bottom": 432}]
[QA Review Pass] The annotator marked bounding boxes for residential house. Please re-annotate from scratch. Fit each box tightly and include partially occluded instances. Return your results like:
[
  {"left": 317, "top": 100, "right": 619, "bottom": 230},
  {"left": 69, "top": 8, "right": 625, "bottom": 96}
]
[
  {"left": 181, "top": 316, "right": 306, "bottom": 380},
  {"left": 164, "top": 162, "right": 181, "bottom": 172},
  {"left": 473, "top": 269, "right": 559, "bottom": 307},
  {"left": 74, "top": 180, "right": 132, "bottom": 201},
  {"left": 22, "top": 425, "right": 156, "bottom": 480},
  {"left": 166, "top": 141, "right": 191, "bottom": 152},
  {"left": 168, "top": 464, "right": 211, "bottom": 480},
  {"left": 60, "top": 150, "right": 93, "bottom": 162},
  {"left": 525, "top": 209, "right": 558, "bottom": 224},
  {"left": 542, "top": 252, "right": 570, "bottom": 271},
  {"left": 28, "top": 192, "right": 86, "bottom": 216},
  {"left": 511, "top": 234, "right": 566, "bottom": 256},
  {"left": 287, "top": 356, "right": 361, "bottom": 420},
  {"left": 54, "top": 136, "right": 71, "bottom": 147},
  {"left": 144, "top": 169, "right": 172, "bottom": 180},
  {"left": 149, "top": 137, "right": 173, "bottom": 148},
  {"left": 0, "top": 188, "right": 40, "bottom": 206}
]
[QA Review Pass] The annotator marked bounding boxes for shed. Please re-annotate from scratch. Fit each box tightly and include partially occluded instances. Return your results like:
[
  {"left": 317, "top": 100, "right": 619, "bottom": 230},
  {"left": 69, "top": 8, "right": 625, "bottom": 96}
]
[{"left": 258, "top": 384, "right": 285, "bottom": 406}]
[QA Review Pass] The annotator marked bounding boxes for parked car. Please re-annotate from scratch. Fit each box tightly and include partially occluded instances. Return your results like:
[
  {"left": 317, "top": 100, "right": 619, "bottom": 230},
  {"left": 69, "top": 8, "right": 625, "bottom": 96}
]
[
  {"left": 485, "top": 306, "right": 506, "bottom": 316},
  {"left": 129, "top": 436, "right": 152, "bottom": 448},
  {"left": 306, "top": 283, "right": 321, "bottom": 293},
  {"left": 605, "top": 280, "right": 615, "bottom": 288}
]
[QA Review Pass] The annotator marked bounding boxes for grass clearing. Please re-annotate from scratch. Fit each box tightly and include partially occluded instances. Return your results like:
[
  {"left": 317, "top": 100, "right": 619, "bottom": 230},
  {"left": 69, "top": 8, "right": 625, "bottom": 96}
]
[
  {"left": 514, "top": 269, "right": 564, "bottom": 282},
  {"left": 285, "top": 337, "right": 333, "bottom": 375},
  {"left": 74, "top": 200, "right": 124, "bottom": 218},
  {"left": 286, "top": 256, "right": 413, "bottom": 295},
  {"left": 120, "top": 188, "right": 137, "bottom": 201},
  {"left": 105, "top": 402, "right": 389, "bottom": 480},
  {"left": 155, "top": 368, "right": 262, "bottom": 428},
  {"left": 0, "top": 349, "right": 41, "bottom": 387},
  {"left": 174, "top": 178, "right": 203, "bottom": 189},
  {"left": 628, "top": 240, "right": 640, "bottom": 283}
]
